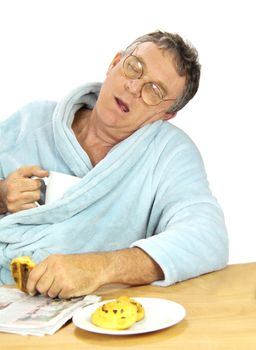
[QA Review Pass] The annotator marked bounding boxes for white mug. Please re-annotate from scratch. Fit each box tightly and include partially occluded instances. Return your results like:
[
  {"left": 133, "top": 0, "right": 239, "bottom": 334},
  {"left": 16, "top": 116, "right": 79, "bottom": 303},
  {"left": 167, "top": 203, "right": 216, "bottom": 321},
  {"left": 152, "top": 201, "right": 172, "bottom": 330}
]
[{"left": 36, "top": 171, "right": 81, "bottom": 205}]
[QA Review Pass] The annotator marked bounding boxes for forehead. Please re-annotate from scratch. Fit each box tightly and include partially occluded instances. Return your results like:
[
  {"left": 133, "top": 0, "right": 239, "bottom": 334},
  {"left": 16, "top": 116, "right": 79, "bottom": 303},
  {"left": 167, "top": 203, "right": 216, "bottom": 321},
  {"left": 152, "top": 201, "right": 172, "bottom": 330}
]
[{"left": 133, "top": 42, "right": 186, "bottom": 96}]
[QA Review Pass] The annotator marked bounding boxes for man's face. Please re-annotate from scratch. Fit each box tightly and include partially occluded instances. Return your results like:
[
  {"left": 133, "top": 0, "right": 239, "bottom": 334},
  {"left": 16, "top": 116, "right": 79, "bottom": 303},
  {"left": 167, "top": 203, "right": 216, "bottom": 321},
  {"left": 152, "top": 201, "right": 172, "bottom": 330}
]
[{"left": 94, "top": 42, "right": 186, "bottom": 138}]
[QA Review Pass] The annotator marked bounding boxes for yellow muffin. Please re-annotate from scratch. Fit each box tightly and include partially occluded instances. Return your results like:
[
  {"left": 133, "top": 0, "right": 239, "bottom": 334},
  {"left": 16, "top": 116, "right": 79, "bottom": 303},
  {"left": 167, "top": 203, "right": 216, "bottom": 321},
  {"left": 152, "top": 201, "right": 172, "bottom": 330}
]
[
  {"left": 118, "top": 296, "right": 145, "bottom": 321},
  {"left": 10, "top": 256, "right": 36, "bottom": 293},
  {"left": 91, "top": 296, "right": 145, "bottom": 330}
]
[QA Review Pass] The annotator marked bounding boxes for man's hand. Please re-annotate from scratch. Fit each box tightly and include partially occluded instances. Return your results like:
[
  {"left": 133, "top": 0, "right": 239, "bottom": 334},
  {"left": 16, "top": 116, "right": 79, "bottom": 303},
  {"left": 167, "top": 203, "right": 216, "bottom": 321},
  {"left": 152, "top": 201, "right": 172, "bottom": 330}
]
[
  {"left": 0, "top": 165, "right": 49, "bottom": 213},
  {"left": 26, "top": 254, "right": 108, "bottom": 299},
  {"left": 26, "top": 249, "right": 164, "bottom": 299}
]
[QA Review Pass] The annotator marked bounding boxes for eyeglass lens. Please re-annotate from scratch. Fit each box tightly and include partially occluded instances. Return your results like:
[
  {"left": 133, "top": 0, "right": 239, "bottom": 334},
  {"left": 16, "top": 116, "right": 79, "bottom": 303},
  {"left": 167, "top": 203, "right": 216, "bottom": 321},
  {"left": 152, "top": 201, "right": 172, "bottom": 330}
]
[{"left": 123, "top": 55, "right": 164, "bottom": 106}]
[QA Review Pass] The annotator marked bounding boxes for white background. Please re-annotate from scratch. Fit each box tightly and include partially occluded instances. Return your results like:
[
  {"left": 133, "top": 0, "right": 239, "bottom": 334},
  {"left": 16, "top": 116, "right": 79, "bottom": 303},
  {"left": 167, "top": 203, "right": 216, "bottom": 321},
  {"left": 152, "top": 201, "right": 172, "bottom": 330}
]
[{"left": 0, "top": 0, "right": 255, "bottom": 263}]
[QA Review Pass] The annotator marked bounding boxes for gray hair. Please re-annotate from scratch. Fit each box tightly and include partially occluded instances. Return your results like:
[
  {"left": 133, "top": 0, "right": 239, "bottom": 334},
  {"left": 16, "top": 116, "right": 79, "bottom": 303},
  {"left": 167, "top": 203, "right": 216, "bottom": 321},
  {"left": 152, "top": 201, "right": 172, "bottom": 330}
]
[{"left": 123, "top": 30, "right": 201, "bottom": 113}]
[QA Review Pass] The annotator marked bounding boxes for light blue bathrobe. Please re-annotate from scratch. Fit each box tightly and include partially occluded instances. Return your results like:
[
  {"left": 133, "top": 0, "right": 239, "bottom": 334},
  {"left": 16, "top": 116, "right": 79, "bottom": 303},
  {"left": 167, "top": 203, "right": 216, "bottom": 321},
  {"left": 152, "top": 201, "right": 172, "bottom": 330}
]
[{"left": 0, "top": 83, "right": 228, "bottom": 284}]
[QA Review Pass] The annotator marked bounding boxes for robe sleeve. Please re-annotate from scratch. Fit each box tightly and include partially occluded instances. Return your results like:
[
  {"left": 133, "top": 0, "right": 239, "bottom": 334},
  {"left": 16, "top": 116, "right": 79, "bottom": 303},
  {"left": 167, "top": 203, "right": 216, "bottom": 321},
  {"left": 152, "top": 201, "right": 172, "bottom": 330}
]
[{"left": 131, "top": 128, "right": 228, "bottom": 286}]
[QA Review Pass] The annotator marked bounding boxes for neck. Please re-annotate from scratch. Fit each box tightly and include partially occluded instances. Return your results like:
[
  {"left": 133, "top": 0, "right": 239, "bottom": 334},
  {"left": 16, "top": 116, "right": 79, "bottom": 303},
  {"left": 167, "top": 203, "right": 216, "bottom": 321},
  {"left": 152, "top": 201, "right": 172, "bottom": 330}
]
[{"left": 72, "top": 108, "right": 124, "bottom": 166}]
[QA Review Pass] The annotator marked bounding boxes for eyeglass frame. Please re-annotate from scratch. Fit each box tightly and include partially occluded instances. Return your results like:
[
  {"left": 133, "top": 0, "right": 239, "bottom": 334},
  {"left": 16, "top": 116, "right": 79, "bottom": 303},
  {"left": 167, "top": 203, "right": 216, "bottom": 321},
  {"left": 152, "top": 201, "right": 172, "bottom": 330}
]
[{"left": 121, "top": 51, "right": 177, "bottom": 106}]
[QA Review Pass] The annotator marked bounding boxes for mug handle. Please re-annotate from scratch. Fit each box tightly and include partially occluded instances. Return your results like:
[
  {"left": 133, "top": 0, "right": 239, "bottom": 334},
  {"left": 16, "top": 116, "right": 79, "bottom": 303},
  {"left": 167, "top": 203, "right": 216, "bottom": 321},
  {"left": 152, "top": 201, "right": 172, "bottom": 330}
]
[{"left": 33, "top": 177, "right": 48, "bottom": 206}]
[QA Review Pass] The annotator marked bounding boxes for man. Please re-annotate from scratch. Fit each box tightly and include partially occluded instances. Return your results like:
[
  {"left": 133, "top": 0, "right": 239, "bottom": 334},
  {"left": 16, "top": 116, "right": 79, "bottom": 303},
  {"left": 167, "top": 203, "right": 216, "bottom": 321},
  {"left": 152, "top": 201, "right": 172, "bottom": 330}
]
[{"left": 0, "top": 31, "right": 228, "bottom": 298}]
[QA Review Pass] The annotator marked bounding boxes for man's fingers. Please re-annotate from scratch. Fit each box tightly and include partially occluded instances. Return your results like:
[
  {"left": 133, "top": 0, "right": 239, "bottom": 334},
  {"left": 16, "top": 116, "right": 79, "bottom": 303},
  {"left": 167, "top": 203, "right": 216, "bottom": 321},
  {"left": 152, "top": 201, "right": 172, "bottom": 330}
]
[
  {"left": 3, "top": 166, "right": 49, "bottom": 213},
  {"left": 17, "top": 165, "right": 49, "bottom": 179},
  {"left": 47, "top": 279, "right": 63, "bottom": 299},
  {"left": 22, "top": 178, "right": 43, "bottom": 191},
  {"left": 6, "top": 188, "right": 41, "bottom": 210},
  {"left": 58, "top": 286, "right": 87, "bottom": 299},
  {"left": 7, "top": 176, "right": 44, "bottom": 193},
  {"left": 20, "top": 188, "right": 41, "bottom": 201},
  {"left": 26, "top": 262, "right": 48, "bottom": 295},
  {"left": 27, "top": 255, "right": 101, "bottom": 299},
  {"left": 36, "top": 273, "right": 55, "bottom": 296}
]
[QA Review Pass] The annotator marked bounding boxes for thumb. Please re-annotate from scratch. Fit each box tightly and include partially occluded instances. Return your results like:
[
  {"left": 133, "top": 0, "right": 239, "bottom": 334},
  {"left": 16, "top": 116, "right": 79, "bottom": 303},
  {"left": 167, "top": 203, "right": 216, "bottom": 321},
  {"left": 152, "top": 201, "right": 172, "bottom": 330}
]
[{"left": 18, "top": 165, "right": 49, "bottom": 178}]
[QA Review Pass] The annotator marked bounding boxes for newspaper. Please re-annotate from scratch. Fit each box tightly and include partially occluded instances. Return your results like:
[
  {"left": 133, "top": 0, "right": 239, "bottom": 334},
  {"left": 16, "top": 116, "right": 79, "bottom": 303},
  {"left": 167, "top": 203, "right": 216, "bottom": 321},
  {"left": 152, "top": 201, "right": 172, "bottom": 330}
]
[{"left": 0, "top": 288, "right": 101, "bottom": 336}]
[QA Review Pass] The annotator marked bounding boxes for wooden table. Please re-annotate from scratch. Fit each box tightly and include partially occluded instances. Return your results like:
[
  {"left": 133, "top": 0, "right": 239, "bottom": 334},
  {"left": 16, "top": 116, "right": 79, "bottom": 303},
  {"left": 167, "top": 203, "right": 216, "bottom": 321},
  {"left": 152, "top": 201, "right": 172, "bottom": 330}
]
[{"left": 1, "top": 263, "right": 256, "bottom": 350}]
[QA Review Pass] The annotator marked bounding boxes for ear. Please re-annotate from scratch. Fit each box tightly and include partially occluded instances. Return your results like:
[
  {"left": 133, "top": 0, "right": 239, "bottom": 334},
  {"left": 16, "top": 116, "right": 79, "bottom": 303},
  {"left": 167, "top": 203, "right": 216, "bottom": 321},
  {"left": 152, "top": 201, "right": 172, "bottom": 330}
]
[
  {"left": 107, "top": 51, "right": 123, "bottom": 74},
  {"left": 162, "top": 112, "right": 177, "bottom": 121}
]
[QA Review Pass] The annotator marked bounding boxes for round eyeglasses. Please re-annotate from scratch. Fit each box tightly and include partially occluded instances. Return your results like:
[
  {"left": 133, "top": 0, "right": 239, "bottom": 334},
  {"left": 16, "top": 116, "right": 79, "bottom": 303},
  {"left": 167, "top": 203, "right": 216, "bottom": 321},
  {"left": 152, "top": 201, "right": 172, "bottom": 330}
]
[{"left": 122, "top": 54, "right": 176, "bottom": 106}]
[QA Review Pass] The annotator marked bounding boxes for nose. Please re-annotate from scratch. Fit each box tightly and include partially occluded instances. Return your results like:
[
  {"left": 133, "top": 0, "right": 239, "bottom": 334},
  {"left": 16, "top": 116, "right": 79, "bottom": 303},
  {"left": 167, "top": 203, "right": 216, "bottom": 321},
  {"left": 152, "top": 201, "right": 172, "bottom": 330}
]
[{"left": 124, "top": 79, "right": 142, "bottom": 98}]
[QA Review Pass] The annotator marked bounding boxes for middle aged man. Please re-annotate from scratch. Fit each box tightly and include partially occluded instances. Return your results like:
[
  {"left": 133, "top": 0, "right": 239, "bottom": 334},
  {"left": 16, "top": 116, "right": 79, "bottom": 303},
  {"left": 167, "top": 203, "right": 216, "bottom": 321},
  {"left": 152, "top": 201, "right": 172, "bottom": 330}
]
[{"left": 0, "top": 31, "right": 228, "bottom": 298}]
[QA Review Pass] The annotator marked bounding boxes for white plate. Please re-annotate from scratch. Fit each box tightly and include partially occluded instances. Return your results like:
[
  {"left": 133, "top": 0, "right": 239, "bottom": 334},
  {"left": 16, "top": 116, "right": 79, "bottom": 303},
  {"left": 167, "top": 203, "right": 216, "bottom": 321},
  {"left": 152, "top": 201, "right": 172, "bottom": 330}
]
[{"left": 72, "top": 297, "right": 186, "bottom": 335}]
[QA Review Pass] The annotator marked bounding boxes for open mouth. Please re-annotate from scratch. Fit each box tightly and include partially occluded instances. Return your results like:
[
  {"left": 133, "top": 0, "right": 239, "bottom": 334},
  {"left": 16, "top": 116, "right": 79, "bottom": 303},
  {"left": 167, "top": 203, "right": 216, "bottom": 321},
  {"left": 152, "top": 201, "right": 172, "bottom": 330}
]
[{"left": 115, "top": 97, "right": 130, "bottom": 113}]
